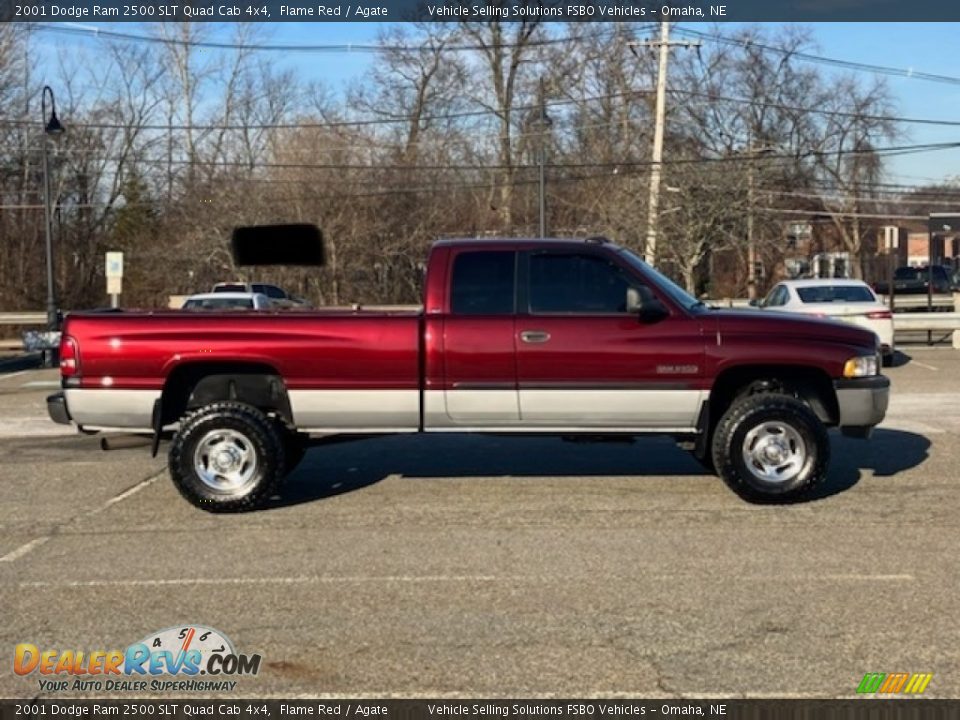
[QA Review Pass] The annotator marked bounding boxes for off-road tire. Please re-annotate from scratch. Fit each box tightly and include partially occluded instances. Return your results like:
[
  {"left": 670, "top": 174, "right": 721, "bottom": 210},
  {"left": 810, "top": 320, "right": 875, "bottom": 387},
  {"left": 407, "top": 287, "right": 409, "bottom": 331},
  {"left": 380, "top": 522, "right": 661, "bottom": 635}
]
[
  {"left": 711, "top": 394, "right": 829, "bottom": 502},
  {"left": 169, "top": 402, "right": 286, "bottom": 512}
]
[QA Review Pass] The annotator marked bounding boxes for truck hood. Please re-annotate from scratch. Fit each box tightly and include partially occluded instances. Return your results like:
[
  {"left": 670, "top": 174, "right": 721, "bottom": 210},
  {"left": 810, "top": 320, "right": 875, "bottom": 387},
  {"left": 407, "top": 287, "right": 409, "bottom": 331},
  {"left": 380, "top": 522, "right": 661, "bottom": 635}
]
[{"left": 708, "top": 308, "right": 879, "bottom": 351}]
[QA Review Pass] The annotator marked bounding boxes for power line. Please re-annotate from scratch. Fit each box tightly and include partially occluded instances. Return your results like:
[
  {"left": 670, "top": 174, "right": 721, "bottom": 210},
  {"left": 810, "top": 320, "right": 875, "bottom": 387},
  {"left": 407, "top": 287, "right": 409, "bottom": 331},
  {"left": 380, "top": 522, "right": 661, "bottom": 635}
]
[
  {"left": 35, "top": 139, "right": 960, "bottom": 171},
  {"left": 32, "top": 22, "right": 630, "bottom": 54},
  {"left": 755, "top": 207, "right": 929, "bottom": 221},
  {"left": 754, "top": 188, "right": 960, "bottom": 208},
  {"left": 671, "top": 88, "right": 960, "bottom": 129},
  {"left": 18, "top": 158, "right": 960, "bottom": 207},
  {"left": 672, "top": 26, "right": 960, "bottom": 87},
  {"left": 0, "top": 87, "right": 656, "bottom": 131},
  {"left": 5, "top": 83, "right": 960, "bottom": 138}
]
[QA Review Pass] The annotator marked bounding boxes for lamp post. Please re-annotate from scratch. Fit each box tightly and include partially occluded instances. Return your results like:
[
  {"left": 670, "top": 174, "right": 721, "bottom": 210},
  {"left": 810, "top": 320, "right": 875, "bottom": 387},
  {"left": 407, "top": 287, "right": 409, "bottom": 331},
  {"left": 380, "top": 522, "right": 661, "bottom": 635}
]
[{"left": 41, "top": 86, "right": 65, "bottom": 332}]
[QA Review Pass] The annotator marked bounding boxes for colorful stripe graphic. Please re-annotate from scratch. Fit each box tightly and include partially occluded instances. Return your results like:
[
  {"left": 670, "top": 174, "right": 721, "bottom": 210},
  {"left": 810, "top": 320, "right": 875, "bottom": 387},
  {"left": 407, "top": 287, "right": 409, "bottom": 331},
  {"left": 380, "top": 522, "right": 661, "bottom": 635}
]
[{"left": 857, "top": 672, "right": 932, "bottom": 694}]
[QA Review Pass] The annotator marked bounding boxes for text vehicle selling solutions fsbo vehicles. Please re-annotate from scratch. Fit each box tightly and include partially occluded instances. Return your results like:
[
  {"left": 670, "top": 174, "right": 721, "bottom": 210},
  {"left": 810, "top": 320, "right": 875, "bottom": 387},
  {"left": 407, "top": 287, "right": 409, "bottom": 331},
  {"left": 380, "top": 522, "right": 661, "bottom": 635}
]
[{"left": 47, "top": 237, "right": 889, "bottom": 511}]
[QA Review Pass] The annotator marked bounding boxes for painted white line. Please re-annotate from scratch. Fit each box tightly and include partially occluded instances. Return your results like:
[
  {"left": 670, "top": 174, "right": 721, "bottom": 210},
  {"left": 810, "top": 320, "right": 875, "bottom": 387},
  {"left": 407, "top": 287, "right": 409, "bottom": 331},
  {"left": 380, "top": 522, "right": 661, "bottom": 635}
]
[
  {"left": 0, "top": 370, "right": 30, "bottom": 382},
  {"left": 1, "top": 472, "right": 164, "bottom": 564},
  {"left": 19, "top": 575, "right": 503, "bottom": 589},
  {"left": 760, "top": 574, "right": 914, "bottom": 582},
  {"left": 0, "top": 418, "right": 76, "bottom": 438},
  {"left": 18, "top": 572, "right": 913, "bottom": 589},
  {"left": 878, "top": 419, "right": 945, "bottom": 435},
  {"left": 909, "top": 360, "right": 939, "bottom": 371},
  {"left": 0, "top": 536, "right": 50, "bottom": 563},
  {"left": 100, "top": 473, "right": 164, "bottom": 510},
  {"left": 21, "top": 380, "right": 61, "bottom": 388}
]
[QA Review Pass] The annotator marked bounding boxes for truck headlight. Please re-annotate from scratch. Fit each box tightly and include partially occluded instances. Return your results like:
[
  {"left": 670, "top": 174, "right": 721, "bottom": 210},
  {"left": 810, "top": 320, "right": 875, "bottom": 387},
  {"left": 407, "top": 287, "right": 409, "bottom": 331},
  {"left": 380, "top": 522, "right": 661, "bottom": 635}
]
[{"left": 843, "top": 354, "right": 878, "bottom": 378}]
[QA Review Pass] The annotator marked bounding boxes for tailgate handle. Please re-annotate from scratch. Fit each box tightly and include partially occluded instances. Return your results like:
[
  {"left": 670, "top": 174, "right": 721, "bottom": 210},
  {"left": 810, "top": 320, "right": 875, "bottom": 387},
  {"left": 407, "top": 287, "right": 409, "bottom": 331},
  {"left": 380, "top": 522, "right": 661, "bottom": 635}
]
[{"left": 520, "top": 330, "right": 551, "bottom": 344}]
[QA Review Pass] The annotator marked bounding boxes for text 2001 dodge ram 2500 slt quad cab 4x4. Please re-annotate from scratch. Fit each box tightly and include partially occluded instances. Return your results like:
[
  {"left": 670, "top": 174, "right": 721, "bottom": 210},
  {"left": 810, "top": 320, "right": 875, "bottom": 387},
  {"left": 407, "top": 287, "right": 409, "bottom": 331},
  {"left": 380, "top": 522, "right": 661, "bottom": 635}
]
[{"left": 48, "top": 237, "right": 889, "bottom": 511}]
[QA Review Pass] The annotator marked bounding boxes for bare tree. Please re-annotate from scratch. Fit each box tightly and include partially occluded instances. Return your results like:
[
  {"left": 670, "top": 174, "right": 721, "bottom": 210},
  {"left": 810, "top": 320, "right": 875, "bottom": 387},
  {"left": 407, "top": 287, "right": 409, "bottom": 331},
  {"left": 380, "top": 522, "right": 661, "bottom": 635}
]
[{"left": 460, "top": 18, "right": 543, "bottom": 229}]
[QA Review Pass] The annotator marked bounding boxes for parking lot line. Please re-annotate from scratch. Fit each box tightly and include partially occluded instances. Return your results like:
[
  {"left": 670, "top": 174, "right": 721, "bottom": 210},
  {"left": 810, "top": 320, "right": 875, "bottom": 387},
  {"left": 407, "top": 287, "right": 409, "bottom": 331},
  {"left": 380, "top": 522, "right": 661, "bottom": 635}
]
[
  {"left": 0, "top": 471, "right": 165, "bottom": 565},
  {"left": 16, "top": 573, "right": 914, "bottom": 589},
  {"left": 909, "top": 359, "right": 939, "bottom": 371},
  {"left": 0, "top": 537, "right": 50, "bottom": 563},
  {"left": 94, "top": 472, "right": 165, "bottom": 512}
]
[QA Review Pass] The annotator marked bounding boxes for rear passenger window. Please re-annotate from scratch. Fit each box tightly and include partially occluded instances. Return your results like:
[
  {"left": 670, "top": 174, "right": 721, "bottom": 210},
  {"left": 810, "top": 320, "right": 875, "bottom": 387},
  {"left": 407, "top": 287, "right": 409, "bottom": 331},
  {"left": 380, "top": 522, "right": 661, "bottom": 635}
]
[{"left": 450, "top": 251, "right": 516, "bottom": 315}]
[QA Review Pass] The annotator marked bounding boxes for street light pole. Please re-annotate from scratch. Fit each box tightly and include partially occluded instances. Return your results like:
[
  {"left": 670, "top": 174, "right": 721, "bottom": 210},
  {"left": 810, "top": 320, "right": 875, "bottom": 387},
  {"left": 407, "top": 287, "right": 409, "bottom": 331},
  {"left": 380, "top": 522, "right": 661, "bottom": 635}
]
[{"left": 41, "top": 86, "right": 65, "bottom": 332}]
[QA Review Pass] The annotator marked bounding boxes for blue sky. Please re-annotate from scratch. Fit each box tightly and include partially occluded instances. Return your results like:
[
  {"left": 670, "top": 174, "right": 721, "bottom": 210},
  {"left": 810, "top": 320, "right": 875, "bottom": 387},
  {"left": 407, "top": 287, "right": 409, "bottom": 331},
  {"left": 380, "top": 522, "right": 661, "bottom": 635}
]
[{"left": 40, "top": 21, "right": 960, "bottom": 184}]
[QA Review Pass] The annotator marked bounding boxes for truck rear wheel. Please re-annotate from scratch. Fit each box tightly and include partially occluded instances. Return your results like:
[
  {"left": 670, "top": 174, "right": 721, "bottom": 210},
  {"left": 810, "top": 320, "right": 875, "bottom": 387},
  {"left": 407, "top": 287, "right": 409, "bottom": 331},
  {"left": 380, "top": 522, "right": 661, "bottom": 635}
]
[
  {"left": 711, "top": 394, "right": 829, "bottom": 501},
  {"left": 169, "top": 402, "right": 286, "bottom": 512}
]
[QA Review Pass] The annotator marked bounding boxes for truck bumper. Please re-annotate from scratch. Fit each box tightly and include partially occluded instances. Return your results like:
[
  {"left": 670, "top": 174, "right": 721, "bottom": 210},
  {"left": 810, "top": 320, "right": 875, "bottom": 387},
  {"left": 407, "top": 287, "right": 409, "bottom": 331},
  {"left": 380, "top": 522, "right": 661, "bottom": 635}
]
[
  {"left": 835, "top": 376, "right": 890, "bottom": 433},
  {"left": 47, "top": 392, "right": 72, "bottom": 425}
]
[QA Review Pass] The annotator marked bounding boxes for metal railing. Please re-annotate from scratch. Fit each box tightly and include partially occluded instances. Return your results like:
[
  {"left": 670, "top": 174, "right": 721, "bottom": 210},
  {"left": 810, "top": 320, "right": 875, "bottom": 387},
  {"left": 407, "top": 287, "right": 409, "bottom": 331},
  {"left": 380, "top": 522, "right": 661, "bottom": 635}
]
[
  {"left": 3, "top": 303, "right": 960, "bottom": 351},
  {"left": 0, "top": 312, "right": 46, "bottom": 325},
  {"left": 0, "top": 312, "right": 56, "bottom": 353}
]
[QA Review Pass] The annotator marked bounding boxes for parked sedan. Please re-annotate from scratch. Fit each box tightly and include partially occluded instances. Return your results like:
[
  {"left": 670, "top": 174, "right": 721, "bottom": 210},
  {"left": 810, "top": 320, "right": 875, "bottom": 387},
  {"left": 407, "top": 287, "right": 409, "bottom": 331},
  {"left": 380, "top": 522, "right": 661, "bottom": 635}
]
[
  {"left": 182, "top": 292, "right": 272, "bottom": 311},
  {"left": 755, "top": 279, "right": 894, "bottom": 363}
]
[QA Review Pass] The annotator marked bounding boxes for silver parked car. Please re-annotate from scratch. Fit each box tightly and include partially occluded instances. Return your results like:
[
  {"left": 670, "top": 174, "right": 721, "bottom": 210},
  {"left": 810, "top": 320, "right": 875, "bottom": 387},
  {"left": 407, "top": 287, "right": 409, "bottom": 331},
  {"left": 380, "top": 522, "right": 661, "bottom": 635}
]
[{"left": 182, "top": 292, "right": 272, "bottom": 311}]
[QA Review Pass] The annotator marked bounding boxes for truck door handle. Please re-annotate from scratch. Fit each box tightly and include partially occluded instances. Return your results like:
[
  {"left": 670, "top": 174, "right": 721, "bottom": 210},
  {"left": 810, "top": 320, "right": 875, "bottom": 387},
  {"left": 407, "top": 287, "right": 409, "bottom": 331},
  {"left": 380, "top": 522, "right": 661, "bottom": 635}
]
[{"left": 520, "top": 330, "right": 551, "bottom": 344}]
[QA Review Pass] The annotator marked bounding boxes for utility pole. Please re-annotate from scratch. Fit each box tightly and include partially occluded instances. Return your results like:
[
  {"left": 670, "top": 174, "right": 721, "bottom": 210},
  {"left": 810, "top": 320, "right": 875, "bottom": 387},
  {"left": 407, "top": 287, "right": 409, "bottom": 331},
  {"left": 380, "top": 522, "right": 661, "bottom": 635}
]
[{"left": 631, "top": 23, "right": 699, "bottom": 266}]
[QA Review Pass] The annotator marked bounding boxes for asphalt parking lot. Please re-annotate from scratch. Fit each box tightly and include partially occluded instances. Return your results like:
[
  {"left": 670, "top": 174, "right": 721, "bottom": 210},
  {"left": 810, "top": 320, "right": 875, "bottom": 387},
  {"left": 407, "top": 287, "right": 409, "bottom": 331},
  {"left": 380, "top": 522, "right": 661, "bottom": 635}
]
[{"left": 0, "top": 350, "right": 957, "bottom": 700}]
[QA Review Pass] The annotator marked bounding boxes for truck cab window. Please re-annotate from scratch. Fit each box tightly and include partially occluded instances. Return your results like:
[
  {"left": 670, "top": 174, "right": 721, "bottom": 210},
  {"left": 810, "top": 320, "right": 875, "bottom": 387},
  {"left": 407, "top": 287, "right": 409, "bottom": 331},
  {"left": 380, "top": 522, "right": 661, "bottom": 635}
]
[
  {"left": 529, "top": 252, "right": 634, "bottom": 314},
  {"left": 450, "top": 251, "right": 516, "bottom": 315}
]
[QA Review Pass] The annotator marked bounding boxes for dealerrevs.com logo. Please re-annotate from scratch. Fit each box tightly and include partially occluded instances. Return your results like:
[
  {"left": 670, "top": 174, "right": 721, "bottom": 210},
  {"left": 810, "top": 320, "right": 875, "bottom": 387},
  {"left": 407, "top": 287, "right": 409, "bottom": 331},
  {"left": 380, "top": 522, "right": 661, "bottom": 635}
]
[{"left": 14, "top": 625, "right": 262, "bottom": 693}]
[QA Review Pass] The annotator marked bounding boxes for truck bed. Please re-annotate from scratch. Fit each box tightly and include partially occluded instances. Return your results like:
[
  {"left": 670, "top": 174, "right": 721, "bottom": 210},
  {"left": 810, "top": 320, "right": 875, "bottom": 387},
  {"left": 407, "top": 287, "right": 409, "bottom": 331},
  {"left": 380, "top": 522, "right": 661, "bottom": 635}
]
[{"left": 62, "top": 309, "right": 423, "bottom": 432}]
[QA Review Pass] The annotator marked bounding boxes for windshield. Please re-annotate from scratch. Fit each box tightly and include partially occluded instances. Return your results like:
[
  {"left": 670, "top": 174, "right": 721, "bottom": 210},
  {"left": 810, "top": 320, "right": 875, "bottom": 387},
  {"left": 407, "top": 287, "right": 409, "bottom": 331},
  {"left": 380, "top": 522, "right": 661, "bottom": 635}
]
[{"left": 617, "top": 247, "right": 705, "bottom": 312}]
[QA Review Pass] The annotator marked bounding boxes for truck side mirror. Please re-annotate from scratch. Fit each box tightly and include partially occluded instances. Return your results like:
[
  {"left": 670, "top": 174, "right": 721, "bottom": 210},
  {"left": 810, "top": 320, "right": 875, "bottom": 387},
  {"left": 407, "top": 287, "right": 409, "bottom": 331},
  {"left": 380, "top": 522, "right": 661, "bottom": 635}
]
[
  {"left": 626, "top": 287, "right": 669, "bottom": 323},
  {"left": 748, "top": 298, "right": 761, "bottom": 307}
]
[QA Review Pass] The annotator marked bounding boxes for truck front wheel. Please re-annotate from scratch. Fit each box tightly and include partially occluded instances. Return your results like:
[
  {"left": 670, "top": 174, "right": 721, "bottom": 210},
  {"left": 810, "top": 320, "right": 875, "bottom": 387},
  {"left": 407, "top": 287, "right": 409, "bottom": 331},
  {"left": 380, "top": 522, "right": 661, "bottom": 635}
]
[
  {"left": 169, "top": 402, "right": 286, "bottom": 512},
  {"left": 711, "top": 394, "right": 829, "bottom": 501}
]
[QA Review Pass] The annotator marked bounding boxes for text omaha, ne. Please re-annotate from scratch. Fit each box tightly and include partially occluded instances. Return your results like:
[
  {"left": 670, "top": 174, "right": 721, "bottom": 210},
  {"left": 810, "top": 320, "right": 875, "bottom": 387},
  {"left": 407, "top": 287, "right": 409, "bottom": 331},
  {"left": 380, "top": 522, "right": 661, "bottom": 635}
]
[{"left": 427, "top": 4, "right": 726, "bottom": 18}]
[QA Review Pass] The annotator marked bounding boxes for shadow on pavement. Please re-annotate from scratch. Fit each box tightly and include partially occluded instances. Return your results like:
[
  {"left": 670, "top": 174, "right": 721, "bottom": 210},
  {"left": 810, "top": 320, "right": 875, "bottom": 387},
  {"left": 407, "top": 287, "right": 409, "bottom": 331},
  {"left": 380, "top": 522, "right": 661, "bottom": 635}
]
[
  {"left": 803, "top": 428, "right": 931, "bottom": 501},
  {"left": 887, "top": 350, "right": 912, "bottom": 368},
  {"left": 0, "top": 353, "right": 41, "bottom": 374},
  {"left": 265, "top": 428, "right": 931, "bottom": 509}
]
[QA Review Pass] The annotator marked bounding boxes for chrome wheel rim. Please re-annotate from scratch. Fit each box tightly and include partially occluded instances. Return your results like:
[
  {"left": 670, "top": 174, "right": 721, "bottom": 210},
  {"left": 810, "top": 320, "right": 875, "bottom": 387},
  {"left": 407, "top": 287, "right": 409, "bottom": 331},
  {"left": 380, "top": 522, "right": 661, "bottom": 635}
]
[
  {"left": 741, "top": 421, "right": 807, "bottom": 484},
  {"left": 193, "top": 429, "right": 258, "bottom": 494}
]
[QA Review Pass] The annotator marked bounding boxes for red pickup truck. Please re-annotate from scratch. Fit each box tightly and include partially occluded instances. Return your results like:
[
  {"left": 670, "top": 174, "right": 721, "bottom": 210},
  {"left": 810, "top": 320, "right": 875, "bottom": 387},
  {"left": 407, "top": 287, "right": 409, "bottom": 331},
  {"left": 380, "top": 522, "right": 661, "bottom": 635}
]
[{"left": 47, "top": 237, "right": 889, "bottom": 511}]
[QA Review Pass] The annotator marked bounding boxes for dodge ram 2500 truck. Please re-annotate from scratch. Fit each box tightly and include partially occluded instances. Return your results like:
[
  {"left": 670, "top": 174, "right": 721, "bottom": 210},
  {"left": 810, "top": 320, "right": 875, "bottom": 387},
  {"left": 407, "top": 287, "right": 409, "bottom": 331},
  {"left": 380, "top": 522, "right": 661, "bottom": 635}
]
[{"left": 47, "top": 237, "right": 889, "bottom": 511}]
